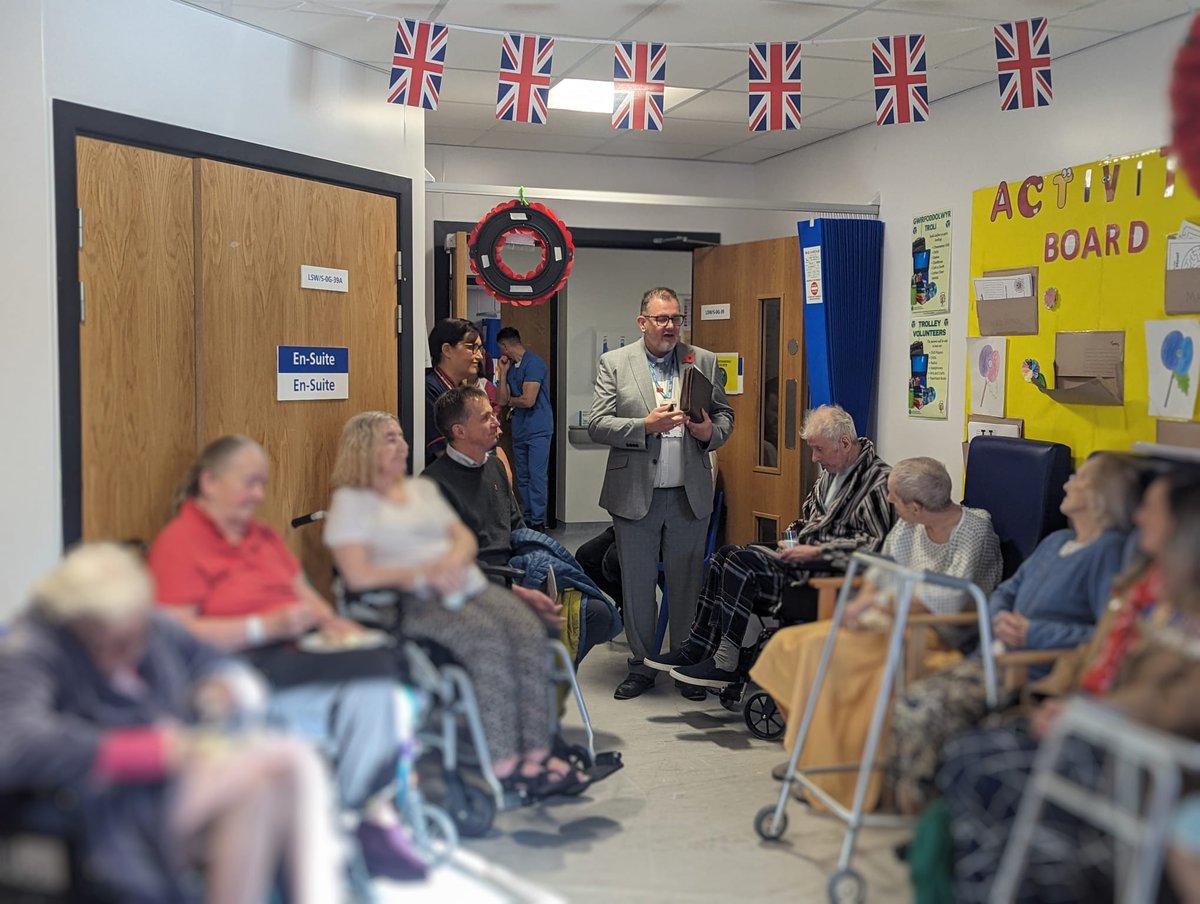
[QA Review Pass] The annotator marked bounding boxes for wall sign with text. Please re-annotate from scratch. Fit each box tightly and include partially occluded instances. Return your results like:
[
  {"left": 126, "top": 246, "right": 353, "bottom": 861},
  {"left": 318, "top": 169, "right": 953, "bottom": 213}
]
[{"left": 277, "top": 346, "right": 348, "bottom": 401}]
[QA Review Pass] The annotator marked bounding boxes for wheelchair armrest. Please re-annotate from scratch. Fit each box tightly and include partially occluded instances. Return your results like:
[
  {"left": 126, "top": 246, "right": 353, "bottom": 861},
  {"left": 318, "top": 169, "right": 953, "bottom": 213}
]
[
  {"left": 811, "top": 576, "right": 861, "bottom": 621},
  {"left": 906, "top": 612, "right": 978, "bottom": 626},
  {"left": 995, "top": 648, "right": 1073, "bottom": 691},
  {"left": 479, "top": 563, "right": 525, "bottom": 583}
]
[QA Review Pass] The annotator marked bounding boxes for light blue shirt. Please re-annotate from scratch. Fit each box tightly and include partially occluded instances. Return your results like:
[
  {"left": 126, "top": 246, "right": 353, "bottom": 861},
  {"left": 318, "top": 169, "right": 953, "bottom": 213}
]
[{"left": 647, "top": 348, "right": 684, "bottom": 488}]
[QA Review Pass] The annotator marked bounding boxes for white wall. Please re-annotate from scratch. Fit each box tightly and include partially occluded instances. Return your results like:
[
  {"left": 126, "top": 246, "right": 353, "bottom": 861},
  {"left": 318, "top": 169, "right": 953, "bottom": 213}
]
[
  {"left": 558, "top": 248, "right": 693, "bottom": 522},
  {"left": 752, "top": 16, "right": 1189, "bottom": 495},
  {"left": 0, "top": 0, "right": 426, "bottom": 619}
]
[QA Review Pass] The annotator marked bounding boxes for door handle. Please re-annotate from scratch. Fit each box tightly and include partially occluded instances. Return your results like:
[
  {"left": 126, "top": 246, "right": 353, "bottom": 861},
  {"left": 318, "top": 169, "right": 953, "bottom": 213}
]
[{"left": 784, "top": 379, "right": 797, "bottom": 450}]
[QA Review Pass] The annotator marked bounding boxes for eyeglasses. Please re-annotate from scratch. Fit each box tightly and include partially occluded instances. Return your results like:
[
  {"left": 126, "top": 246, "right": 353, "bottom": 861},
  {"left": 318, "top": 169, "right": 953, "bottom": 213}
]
[{"left": 643, "top": 314, "right": 686, "bottom": 327}]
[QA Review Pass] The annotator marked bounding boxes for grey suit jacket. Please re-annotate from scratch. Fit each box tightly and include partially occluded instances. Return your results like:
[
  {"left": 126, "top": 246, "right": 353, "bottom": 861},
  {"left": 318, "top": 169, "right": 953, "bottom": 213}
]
[{"left": 587, "top": 338, "right": 734, "bottom": 521}]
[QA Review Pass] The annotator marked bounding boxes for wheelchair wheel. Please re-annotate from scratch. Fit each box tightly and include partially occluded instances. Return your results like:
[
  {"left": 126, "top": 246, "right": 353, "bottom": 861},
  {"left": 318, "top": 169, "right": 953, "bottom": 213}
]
[
  {"left": 744, "top": 691, "right": 785, "bottom": 741},
  {"left": 719, "top": 682, "right": 747, "bottom": 713},
  {"left": 754, "top": 804, "right": 787, "bottom": 841},
  {"left": 827, "top": 868, "right": 865, "bottom": 904},
  {"left": 443, "top": 774, "right": 496, "bottom": 838},
  {"left": 418, "top": 803, "right": 458, "bottom": 868}
]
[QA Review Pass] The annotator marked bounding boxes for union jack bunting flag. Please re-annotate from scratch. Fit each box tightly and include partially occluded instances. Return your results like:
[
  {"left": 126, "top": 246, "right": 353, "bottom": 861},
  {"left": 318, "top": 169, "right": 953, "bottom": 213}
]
[
  {"left": 496, "top": 33, "right": 554, "bottom": 124},
  {"left": 613, "top": 41, "right": 666, "bottom": 131},
  {"left": 387, "top": 18, "right": 447, "bottom": 110},
  {"left": 748, "top": 42, "right": 802, "bottom": 132},
  {"left": 994, "top": 17, "right": 1052, "bottom": 111},
  {"left": 872, "top": 34, "right": 928, "bottom": 126}
]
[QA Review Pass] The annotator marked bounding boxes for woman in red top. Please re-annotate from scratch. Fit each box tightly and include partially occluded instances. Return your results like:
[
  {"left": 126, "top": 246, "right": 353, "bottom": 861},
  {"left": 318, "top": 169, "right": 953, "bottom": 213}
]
[{"left": 147, "top": 436, "right": 425, "bottom": 882}]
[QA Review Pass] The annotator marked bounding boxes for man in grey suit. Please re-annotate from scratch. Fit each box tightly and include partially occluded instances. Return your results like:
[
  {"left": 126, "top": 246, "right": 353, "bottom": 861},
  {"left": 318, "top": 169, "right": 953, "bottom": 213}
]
[{"left": 588, "top": 287, "right": 735, "bottom": 700}]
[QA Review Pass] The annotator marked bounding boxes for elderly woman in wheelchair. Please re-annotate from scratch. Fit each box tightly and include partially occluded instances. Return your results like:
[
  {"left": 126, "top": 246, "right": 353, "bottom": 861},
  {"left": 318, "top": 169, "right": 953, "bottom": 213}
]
[
  {"left": 147, "top": 435, "right": 428, "bottom": 882},
  {"left": 323, "top": 410, "right": 591, "bottom": 800},
  {"left": 0, "top": 543, "right": 343, "bottom": 904}
]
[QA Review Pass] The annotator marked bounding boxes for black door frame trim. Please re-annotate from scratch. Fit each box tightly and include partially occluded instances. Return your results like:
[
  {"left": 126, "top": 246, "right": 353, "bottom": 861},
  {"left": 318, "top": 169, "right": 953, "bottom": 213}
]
[{"left": 53, "top": 100, "right": 415, "bottom": 547}]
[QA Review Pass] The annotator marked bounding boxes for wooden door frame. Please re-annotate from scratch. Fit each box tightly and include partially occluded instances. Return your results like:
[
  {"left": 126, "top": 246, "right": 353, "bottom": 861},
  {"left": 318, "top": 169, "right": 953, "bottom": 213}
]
[
  {"left": 431, "top": 222, "right": 720, "bottom": 526},
  {"left": 53, "top": 100, "right": 415, "bottom": 547}
]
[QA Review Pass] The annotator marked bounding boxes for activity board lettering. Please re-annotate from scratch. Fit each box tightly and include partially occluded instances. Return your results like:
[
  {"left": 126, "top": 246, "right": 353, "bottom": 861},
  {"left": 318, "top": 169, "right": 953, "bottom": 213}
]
[
  {"left": 277, "top": 345, "right": 349, "bottom": 401},
  {"left": 985, "top": 154, "right": 1179, "bottom": 264}
]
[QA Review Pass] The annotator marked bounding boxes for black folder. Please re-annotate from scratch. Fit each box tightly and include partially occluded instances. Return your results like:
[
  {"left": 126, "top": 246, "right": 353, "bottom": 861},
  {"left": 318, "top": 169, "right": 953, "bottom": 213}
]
[{"left": 680, "top": 366, "right": 713, "bottom": 423}]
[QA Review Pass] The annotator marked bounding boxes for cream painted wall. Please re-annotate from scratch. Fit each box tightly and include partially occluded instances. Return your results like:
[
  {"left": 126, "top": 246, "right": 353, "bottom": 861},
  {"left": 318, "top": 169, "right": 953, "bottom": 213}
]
[
  {"left": 751, "top": 16, "right": 1189, "bottom": 495},
  {"left": 0, "top": 0, "right": 426, "bottom": 619},
  {"left": 558, "top": 248, "right": 693, "bottom": 522}
]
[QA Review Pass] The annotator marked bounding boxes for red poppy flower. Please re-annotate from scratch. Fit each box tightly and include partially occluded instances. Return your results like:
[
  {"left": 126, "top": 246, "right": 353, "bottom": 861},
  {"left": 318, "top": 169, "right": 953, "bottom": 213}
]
[{"left": 684, "top": 353, "right": 695, "bottom": 364}]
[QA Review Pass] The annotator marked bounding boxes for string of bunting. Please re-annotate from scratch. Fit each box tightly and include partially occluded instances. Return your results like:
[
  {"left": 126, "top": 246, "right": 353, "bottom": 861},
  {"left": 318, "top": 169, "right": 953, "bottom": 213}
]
[{"left": 299, "top": 1, "right": 1056, "bottom": 129}]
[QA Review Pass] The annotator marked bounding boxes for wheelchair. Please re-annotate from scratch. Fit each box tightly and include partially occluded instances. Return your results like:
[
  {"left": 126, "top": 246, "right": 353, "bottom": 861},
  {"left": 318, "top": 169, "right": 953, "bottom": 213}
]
[{"left": 291, "top": 511, "right": 622, "bottom": 839}]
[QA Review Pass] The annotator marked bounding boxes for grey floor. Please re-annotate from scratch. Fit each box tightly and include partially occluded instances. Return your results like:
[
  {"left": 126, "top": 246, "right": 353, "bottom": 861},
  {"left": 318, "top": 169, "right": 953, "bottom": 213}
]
[{"left": 458, "top": 523, "right": 914, "bottom": 904}]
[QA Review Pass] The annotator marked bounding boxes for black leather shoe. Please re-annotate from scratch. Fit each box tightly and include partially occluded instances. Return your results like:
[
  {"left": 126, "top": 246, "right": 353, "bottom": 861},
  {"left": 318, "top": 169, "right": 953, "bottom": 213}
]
[
  {"left": 675, "top": 680, "right": 707, "bottom": 702},
  {"left": 613, "top": 673, "right": 656, "bottom": 700}
]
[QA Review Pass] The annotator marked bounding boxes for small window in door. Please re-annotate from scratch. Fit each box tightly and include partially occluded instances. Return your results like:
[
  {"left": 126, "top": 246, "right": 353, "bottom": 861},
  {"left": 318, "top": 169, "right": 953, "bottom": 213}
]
[
  {"left": 759, "top": 297, "right": 781, "bottom": 469},
  {"left": 755, "top": 514, "right": 779, "bottom": 545}
]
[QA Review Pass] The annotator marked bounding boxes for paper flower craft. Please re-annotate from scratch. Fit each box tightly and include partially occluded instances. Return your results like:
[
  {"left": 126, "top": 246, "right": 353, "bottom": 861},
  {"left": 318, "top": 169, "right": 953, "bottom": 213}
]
[
  {"left": 1161, "top": 329, "right": 1194, "bottom": 405},
  {"left": 978, "top": 344, "right": 1001, "bottom": 404},
  {"left": 1021, "top": 358, "right": 1047, "bottom": 390},
  {"left": 1044, "top": 287, "right": 1058, "bottom": 310}
]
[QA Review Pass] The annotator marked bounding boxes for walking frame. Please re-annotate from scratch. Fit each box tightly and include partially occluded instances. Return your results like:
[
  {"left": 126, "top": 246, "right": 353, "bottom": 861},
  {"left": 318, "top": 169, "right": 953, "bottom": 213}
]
[
  {"left": 754, "top": 551, "right": 998, "bottom": 904},
  {"left": 991, "top": 696, "right": 1200, "bottom": 903}
]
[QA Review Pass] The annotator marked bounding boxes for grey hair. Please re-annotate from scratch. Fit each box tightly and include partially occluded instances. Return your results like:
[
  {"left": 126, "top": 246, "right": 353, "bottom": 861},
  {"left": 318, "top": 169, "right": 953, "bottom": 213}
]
[
  {"left": 32, "top": 542, "right": 152, "bottom": 625},
  {"left": 1084, "top": 453, "right": 1141, "bottom": 533},
  {"left": 800, "top": 404, "right": 857, "bottom": 443},
  {"left": 640, "top": 287, "right": 679, "bottom": 314},
  {"left": 889, "top": 457, "right": 953, "bottom": 511}
]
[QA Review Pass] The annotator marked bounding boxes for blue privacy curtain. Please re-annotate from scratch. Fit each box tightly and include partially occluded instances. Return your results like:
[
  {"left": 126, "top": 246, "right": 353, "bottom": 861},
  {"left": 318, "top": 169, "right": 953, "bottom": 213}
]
[{"left": 797, "top": 218, "right": 884, "bottom": 437}]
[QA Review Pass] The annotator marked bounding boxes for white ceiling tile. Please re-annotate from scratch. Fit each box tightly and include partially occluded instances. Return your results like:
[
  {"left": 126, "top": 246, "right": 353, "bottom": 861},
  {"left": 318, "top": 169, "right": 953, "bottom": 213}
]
[
  {"left": 700, "top": 144, "right": 788, "bottom": 164},
  {"left": 740, "top": 124, "right": 846, "bottom": 149},
  {"left": 467, "top": 132, "right": 609, "bottom": 154},
  {"left": 425, "top": 100, "right": 498, "bottom": 129},
  {"left": 437, "top": 67, "right": 504, "bottom": 106},
  {"left": 927, "top": 66, "right": 995, "bottom": 102},
  {"left": 647, "top": 117, "right": 763, "bottom": 144},
  {"left": 798, "top": 97, "right": 876, "bottom": 131},
  {"left": 658, "top": 47, "right": 746, "bottom": 89},
  {"left": 875, "top": 0, "right": 1094, "bottom": 25},
  {"left": 662, "top": 88, "right": 745, "bottom": 120},
  {"left": 801, "top": 53, "right": 873, "bottom": 99},
  {"left": 426, "top": 126, "right": 494, "bottom": 146},
  {"left": 621, "top": 0, "right": 855, "bottom": 44},
  {"left": 1054, "top": 0, "right": 1192, "bottom": 32},
  {"left": 588, "top": 138, "right": 730, "bottom": 159}
]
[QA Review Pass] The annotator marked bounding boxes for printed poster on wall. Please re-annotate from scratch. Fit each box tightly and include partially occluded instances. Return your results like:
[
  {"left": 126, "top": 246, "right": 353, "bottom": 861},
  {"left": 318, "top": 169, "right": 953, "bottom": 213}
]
[
  {"left": 909, "top": 315, "right": 949, "bottom": 419},
  {"left": 912, "top": 208, "right": 951, "bottom": 315},
  {"left": 1146, "top": 320, "right": 1200, "bottom": 420},
  {"left": 966, "top": 336, "right": 1008, "bottom": 417}
]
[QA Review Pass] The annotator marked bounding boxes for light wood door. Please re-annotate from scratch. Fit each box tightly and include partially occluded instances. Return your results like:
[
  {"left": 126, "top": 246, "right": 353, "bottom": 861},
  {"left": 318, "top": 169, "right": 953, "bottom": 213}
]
[
  {"left": 499, "top": 298, "right": 555, "bottom": 522},
  {"left": 77, "top": 137, "right": 197, "bottom": 544},
  {"left": 452, "top": 229, "right": 469, "bottom": 319},
  {"left": 691, "top": 237, "right": 807, "bottom": 545},
  {"left": 197, "top": 160, "right": 399, "bottom": 584}
]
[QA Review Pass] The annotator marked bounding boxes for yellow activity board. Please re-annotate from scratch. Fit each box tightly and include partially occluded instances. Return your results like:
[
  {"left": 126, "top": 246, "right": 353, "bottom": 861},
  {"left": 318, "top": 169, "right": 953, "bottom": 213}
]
[{"left": 968, "top": 147, "right": 1200, "bottom": 462}]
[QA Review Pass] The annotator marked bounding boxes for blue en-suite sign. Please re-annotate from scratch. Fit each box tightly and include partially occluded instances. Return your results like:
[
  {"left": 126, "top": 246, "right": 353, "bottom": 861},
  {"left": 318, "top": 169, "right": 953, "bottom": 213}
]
[{"left": 277, "top": 346, "right": 349, "bottom": 401}]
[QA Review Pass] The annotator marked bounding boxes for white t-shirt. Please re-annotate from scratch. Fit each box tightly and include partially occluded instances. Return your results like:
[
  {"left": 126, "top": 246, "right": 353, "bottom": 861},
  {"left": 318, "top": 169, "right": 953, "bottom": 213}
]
[{"left": 323, "top": 481, "right": 487, "bottom": 595}]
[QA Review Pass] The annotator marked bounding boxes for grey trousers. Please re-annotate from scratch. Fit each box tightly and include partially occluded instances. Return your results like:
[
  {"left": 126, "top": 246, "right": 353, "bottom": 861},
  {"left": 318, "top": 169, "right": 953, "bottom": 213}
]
[
  {"left": 269, "top": 679, "right": 397, "bottom": 810},
  {"left": 613, "top": 486, "right": 707, "bottom": 676}
]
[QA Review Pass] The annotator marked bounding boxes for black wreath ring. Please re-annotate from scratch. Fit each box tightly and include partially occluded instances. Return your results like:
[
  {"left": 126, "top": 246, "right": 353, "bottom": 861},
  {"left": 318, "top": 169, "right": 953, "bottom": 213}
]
[{"left": 468, "top": 200, "right": 575, "bottom": 306}]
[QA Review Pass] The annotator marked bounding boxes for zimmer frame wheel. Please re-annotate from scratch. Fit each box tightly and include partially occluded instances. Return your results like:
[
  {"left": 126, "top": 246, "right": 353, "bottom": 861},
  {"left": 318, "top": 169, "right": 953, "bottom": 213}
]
[
  {"left": 754, "top": 804, "right": 788, "bottom": 841},
  {"left": 744, "top": 691, "right": 785, "bottom": 741},
  {"left": 827, "top": 867, "right": 865, "bottom": 904}
]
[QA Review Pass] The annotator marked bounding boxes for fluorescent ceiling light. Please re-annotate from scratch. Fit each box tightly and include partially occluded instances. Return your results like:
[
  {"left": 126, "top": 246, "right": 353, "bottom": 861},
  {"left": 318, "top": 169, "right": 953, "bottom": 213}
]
[
  {"left": 548, "top": 79, "right": 613, "bottom": 113},
  {"left": 549, "top": 79, "right": 704, "bottom": 115}
]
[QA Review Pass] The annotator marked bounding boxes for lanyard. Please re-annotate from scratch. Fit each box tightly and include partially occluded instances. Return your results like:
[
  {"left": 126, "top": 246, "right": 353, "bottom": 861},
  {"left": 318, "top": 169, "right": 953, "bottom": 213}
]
[{"left": 647, "top": 357, "right": 675, "bottom": 400}]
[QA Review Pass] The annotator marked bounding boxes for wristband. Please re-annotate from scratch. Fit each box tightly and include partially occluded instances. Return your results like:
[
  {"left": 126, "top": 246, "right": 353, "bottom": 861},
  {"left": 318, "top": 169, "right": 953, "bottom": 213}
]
[{"left": 246, "top": 615, "right": 264, "bottom": 645}]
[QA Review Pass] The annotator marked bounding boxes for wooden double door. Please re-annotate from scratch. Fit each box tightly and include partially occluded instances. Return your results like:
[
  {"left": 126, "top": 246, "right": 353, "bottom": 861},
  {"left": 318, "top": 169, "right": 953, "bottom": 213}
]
[
  {"left": 76, "top": 137, "right": 401, "bottom": 584},
  {"left": 691, "top": 236, "right": 810, "bottom": 545}
]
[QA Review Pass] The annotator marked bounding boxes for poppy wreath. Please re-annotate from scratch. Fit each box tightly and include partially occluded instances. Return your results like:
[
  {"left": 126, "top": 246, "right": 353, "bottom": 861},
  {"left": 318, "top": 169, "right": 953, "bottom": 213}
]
[
  {"left": 1171, "top": 13, "right": 1200, "bottom": 192},
  {"left": 467, "top": 200, "right": 575, "bottom": 306}
]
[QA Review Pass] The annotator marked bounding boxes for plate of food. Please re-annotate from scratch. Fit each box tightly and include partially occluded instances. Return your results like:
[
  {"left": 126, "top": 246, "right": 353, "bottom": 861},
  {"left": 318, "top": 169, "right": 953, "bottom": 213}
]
[{"left": 297, "top": 628, "right": 393, "bottom": 654}]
